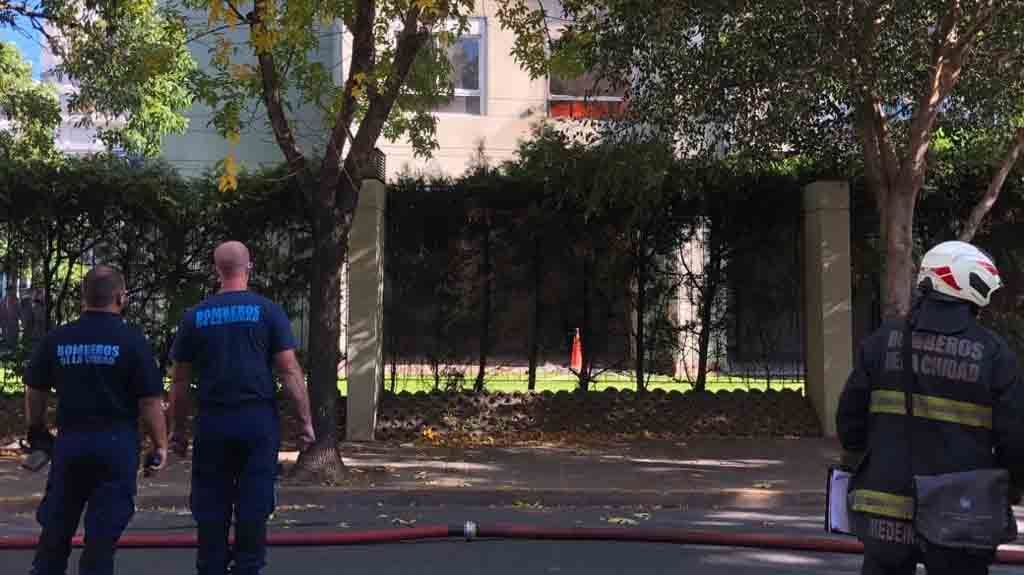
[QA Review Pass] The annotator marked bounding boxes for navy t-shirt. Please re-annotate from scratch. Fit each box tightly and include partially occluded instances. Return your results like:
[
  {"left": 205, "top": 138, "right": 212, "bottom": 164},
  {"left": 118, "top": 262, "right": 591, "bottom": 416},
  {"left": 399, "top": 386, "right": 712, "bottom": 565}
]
[
  {"left": 171, "top": 290, "right": 296, "bottom": 409},
  {"left": 25, "top": 311, "right": 164, "bottom": 429}
]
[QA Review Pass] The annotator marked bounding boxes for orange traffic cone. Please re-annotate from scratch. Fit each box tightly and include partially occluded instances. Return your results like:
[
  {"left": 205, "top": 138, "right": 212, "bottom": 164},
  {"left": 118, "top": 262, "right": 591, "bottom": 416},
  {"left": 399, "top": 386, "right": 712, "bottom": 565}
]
[{"left": 570, "top": 328, "right": 583, "bottom": 371}]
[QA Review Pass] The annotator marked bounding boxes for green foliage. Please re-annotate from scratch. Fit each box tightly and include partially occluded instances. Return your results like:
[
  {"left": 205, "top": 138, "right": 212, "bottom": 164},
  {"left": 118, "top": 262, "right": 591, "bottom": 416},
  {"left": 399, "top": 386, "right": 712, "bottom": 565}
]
[
  {"left": 175, "top": 0, "right": 476, "bottom": 178},
  {"left": 496, "top": 0, "right": 1024, "bottom": 167},
  {"left": 0, "top": 42, "right": 60, "bottom": 159},
  {"left": 1, "top": 0, "right": 196, "bottom": 157},
  {"left": 0, "top": 153, "right": 315, "bottom": 365}
]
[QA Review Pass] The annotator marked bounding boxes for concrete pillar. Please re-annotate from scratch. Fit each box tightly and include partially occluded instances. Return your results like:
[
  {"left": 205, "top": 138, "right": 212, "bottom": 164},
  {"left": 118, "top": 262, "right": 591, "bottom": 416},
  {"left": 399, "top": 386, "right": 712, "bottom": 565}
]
[
  {"left": 803, "top": 181, "right": 853, "bottom": 438},
  {"left": 345, "top": 178, "right": 387, "bottom": 441}
]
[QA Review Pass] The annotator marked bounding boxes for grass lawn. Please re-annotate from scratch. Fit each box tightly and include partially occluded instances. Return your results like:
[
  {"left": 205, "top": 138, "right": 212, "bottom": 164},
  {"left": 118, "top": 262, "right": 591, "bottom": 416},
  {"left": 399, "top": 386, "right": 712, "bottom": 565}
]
[
  {"left": 342, "top": 371, "right": 804, "bottom": 396},
  {"left": 0, "top": 368, "right": 804, "bottom": 397}
]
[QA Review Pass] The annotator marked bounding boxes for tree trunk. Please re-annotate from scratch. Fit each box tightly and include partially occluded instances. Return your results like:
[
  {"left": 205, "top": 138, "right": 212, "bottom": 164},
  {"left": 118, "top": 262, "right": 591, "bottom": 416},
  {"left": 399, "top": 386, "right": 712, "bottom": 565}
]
[
  {"left": 882, "top": 188, "right": 918, "bottom": 319},
  {"left": 579, "top": 255, "right": 592, "bottom": 391},
  {"left": 293, "top": 178, "right": 348, "bottom": 483},
  {"left": 527, "top": 236, "right": 541, "bottom": 392},
  {"left": 473, "top": 208, "right": 492, "bottom": 392},
  {"left": 694, "top": 223, "right": 720, "bottom": 392},
  {"left": 633, "top": 233, "right": 647, "bottom": 393}
]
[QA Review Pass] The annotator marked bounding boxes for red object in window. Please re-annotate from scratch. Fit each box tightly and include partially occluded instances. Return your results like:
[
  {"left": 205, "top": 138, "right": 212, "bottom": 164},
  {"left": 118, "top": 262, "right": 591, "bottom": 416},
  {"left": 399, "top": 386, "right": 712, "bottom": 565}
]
[{"left": 549, "top": 100, "right": 627, "bottom": 120}]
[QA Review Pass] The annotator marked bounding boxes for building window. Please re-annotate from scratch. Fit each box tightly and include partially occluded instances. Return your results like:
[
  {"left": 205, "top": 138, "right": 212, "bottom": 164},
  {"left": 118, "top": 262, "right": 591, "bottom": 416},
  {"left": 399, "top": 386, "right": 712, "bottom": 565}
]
[
  {"left": 548, "top": 69, "right": 626, "bottom": 120},
  {"left": 435, "top": 19, "right": 485, "bottom": 115}
]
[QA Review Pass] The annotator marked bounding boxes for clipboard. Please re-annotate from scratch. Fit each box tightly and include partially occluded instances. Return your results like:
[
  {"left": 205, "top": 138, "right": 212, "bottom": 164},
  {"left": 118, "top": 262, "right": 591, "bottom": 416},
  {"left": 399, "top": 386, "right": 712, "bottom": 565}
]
[{"left": 825, "top": 466, "right": 855, "bottom": 536}]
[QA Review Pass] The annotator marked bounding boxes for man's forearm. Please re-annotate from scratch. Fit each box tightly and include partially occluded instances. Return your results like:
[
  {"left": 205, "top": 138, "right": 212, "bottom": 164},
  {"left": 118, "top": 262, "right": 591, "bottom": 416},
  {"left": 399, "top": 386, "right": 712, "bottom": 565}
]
[
  {"left": 280, "top": 367, "right": 312, "bottom": 428},
  {"left": 139, "top": 397, "right": 168, "bottom": 449},
  {"left": 169, "top": 378, "right": 191, "bottom": 434},
  {"left": 25, "top": 388, "right": 48, "bottom": 430}
]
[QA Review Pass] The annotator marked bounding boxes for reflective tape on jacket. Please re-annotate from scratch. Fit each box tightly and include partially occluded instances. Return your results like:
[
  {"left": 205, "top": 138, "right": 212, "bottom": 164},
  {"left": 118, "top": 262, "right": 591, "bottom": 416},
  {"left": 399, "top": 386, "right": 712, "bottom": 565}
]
[
  {"left": 849, "top": 489, "right": 915, "bottom": 520},
  {"left": 869, "top": 390, "right": 993, "bottom": 429}
]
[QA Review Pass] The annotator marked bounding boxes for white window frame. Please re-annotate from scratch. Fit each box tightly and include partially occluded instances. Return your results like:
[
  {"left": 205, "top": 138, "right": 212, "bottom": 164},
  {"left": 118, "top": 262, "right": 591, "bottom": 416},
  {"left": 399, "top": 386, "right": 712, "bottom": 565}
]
[
  {"left": 434, "top": 17, "right": 487, "bottom": 117},
  {"left": 336, "top": 18, "right": 486, "bottom": 116}
]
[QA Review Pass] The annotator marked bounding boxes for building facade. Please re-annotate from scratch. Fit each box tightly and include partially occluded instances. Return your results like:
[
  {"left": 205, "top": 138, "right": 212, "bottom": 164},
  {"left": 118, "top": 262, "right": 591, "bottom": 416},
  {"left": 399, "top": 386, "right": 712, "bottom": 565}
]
[{"left": 161, "top": 2, "right": 621, "bottom": 179}]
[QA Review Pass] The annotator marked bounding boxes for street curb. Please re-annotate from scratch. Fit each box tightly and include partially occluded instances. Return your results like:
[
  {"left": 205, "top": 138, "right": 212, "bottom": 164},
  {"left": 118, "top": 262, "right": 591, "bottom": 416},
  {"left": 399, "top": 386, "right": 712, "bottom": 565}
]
[
  {"left": 269, "top": 487, "right": 828, "bottom": 509},
  {"left": 0, "top": 487, "right": 826, "bottom": 514}
]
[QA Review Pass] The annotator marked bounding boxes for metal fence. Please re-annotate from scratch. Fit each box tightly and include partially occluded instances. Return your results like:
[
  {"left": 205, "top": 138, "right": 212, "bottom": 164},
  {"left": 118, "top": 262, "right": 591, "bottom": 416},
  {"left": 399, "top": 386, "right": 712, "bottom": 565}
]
[{"left": 379, "top": 182, "right": 808, "bottom": 394}]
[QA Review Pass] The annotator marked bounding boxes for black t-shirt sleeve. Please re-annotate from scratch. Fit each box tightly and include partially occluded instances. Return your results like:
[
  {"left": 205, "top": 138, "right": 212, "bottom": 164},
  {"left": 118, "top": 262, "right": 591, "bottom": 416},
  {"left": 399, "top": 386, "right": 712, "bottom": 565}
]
[
  {"left": 267, "top": 303, "right": 297, "bottom": 354},
  {"left": 24, "top": 334, "right": 54, "bottom": 392},
  {"left": 170, "top": 312, "right": 195, "bottom": 363},
  {"left": 132, "top": 332, "right": 165, "bottom": 398}
]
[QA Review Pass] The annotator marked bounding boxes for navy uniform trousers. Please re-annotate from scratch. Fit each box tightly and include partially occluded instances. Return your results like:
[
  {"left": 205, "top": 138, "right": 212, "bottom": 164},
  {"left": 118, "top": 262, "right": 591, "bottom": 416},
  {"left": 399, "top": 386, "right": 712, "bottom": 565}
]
[
  {"left": 192, "top": 403, "right": 279, "bottom": 575},
  {"left": 859, "top": 517, "right": 994, "bottom": 575},
  {"left": 32, "top": 425, "right": 138, "bottom": 575}
]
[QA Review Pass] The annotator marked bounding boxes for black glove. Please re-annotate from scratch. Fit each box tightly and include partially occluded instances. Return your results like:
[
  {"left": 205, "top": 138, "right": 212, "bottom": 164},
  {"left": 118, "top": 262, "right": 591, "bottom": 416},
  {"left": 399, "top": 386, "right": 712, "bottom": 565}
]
[
  {"left": 839, "top": 449, "right": 865, "bottom": 471},
  {"left": 25, "top": 427, "right": 55, "bottom": 456},
  {"left": 21, "top": 427, "right": 55, "bottom": 472}
]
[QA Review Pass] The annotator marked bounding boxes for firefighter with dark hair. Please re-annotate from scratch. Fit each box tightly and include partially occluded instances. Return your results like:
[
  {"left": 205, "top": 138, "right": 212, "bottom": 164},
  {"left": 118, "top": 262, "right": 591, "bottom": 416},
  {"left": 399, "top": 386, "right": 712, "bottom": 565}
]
[
  {"left": 24, "top": 265, "right": 167, "bottom": 575},
  {"left": 837, "top": 241, "right": 1024, "bottom": 575}
]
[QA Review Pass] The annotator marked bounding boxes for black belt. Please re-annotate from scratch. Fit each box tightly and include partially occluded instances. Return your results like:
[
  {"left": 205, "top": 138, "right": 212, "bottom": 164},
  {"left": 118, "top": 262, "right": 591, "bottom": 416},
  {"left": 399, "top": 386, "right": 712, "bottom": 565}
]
[
  {"left": 198, "top": 400, "right": 276, "bottom": 415},
  {"left": 60, "top": 420, "right": 136, "bottom": 433}
]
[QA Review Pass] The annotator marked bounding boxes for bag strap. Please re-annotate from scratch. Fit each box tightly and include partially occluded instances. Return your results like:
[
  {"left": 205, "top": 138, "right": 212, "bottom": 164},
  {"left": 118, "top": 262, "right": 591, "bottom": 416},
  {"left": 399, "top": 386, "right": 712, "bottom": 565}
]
[{"left": 901, "top": 315, "right": 915, "bottom": 478}]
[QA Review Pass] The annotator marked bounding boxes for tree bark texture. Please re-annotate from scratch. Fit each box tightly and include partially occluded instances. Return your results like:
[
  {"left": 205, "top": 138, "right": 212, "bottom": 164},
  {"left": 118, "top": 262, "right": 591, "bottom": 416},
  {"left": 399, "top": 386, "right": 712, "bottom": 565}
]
[
  {"left": 473, "top": 207, "right": 492, "bottom": 392},
  {"left": 959, "top": 127, "right": 1024, "bottom": 242},
  {"left": 527, "top": 236, "right": 541, "bottom": 392}
]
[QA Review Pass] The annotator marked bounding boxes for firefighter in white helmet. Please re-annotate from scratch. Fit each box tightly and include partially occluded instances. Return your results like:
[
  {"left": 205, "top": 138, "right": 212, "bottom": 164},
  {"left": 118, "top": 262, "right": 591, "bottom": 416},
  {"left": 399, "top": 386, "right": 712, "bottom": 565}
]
[{"left": 837, "top": 241, "right": 1024, "bottom": 575}]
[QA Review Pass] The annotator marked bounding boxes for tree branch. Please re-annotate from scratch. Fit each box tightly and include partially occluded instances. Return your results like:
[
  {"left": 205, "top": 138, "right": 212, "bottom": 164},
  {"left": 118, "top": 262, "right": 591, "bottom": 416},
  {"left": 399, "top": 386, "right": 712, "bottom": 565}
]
[
  {"left": 340, "top": 4, "right": 427, "bottom": 211},
  {"left": 187, "top": 24, "right": 233, "bottom": 45},
  {"left": 959, "top": 126, "right": 1024, "bottom": 241},
  {"left": 0, "top": 2, "right": 49, "bottom": 21},
  {"left": 224, "top": 0, "right": 247, "bottom": 24},
  {"left": 870, "top": 97, "right": 901, "bottom": 181},
  {"left": 954, "top": 2, "right": 998, "bottom": 52},
  {"left": 320, "top": 0, "right": 376, "bottom": 189},
  {"left": 857, "top": 99, "right": 887, "bottom": 209},
  {"left": 901, "top": 2, "right": 970, "bottom": 188},
  {"left": 251, "top": 0, "right": 306, "bottom": 175}
]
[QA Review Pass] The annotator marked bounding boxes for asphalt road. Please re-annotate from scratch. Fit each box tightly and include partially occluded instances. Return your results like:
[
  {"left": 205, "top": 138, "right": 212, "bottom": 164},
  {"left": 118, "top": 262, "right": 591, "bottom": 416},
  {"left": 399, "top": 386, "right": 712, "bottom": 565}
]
[
  {"left": 3, "top": 503, "right": 1023, "bottom": 574},
  {"left": 6, "top": 541, "right": 1024, "bottom": 574}
]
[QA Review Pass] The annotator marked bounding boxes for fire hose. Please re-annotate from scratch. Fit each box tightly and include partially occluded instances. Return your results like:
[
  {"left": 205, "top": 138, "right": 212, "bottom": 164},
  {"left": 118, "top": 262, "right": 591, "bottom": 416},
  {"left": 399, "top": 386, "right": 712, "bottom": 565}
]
[{"left": 0, "top": 523, "right": 1023, "bottom": 565}]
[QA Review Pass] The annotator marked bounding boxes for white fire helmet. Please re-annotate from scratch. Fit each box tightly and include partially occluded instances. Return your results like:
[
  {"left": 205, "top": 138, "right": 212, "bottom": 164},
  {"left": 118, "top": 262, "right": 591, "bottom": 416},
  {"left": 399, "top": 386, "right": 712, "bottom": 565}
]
[{"left": 917, "top": 241, "right": 1002, "bottom": 308}]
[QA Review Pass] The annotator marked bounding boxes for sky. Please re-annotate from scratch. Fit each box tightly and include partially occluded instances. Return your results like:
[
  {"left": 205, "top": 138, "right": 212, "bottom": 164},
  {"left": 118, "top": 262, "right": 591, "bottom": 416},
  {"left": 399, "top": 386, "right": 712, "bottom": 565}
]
[{"left": 0, "top": 22, "right": 43, "bottom": 80}]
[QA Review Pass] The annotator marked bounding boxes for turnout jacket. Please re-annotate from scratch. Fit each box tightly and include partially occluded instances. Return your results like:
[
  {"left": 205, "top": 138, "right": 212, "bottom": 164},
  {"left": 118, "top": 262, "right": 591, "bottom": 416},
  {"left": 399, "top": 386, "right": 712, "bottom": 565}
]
[{"left": 836, "top": 294, "right": 1024, "bottom": 522}]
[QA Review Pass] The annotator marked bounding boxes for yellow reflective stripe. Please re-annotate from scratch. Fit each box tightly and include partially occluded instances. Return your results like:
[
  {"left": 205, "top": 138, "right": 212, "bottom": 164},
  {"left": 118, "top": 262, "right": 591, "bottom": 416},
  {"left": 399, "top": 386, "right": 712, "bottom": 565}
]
[
  {"left": 868, "top": 391, "right": 992, "bottom": 429},
  {"left": 913, "top": 395, "right": 992, "bottom": 429},
  {"left": 869, "top": 390, "right": 906, "bottom": 416},
  {"left": 849, "top": 489, "right": 914, "bottom": 520}
]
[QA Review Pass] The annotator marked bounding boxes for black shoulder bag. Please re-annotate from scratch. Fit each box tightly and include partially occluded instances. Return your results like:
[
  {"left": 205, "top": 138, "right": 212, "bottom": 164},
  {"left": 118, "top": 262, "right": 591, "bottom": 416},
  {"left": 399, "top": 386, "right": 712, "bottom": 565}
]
[{"left": 901, "top": 318, "right": 1018, "bottom": 550}]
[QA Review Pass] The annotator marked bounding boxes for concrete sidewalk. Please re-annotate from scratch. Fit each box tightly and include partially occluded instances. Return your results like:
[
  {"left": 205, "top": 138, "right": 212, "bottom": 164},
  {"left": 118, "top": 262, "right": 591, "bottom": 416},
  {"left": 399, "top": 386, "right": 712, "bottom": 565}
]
[{"left": 0, "top": 437, "right": 840, "bottom": 512}]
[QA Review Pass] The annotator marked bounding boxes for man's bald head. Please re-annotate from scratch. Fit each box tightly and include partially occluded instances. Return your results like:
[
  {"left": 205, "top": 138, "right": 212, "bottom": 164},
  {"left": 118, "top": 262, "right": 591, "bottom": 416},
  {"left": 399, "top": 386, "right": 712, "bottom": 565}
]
[
  {"left": 83, "top": 265, "right": 126, "bottom": 309},
  {"left": 214, "top": 241, "right": 251, "bottom": 280}
]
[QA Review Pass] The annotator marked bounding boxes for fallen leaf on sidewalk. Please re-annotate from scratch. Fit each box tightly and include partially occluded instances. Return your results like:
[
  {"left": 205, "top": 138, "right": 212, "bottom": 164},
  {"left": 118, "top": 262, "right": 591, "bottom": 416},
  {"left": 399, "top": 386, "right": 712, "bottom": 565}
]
[
  {"left": 753, "top": 482, "right": 773, "bottom": 489},
  {"left": 513, "top": 500, "right": 545, "bottom": 509},
  {"left": 421, "top": 427, "right": 440, "bottom": 442},
  {"left": 604, "top": 517, "right": 639, "bottom": 526}
]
